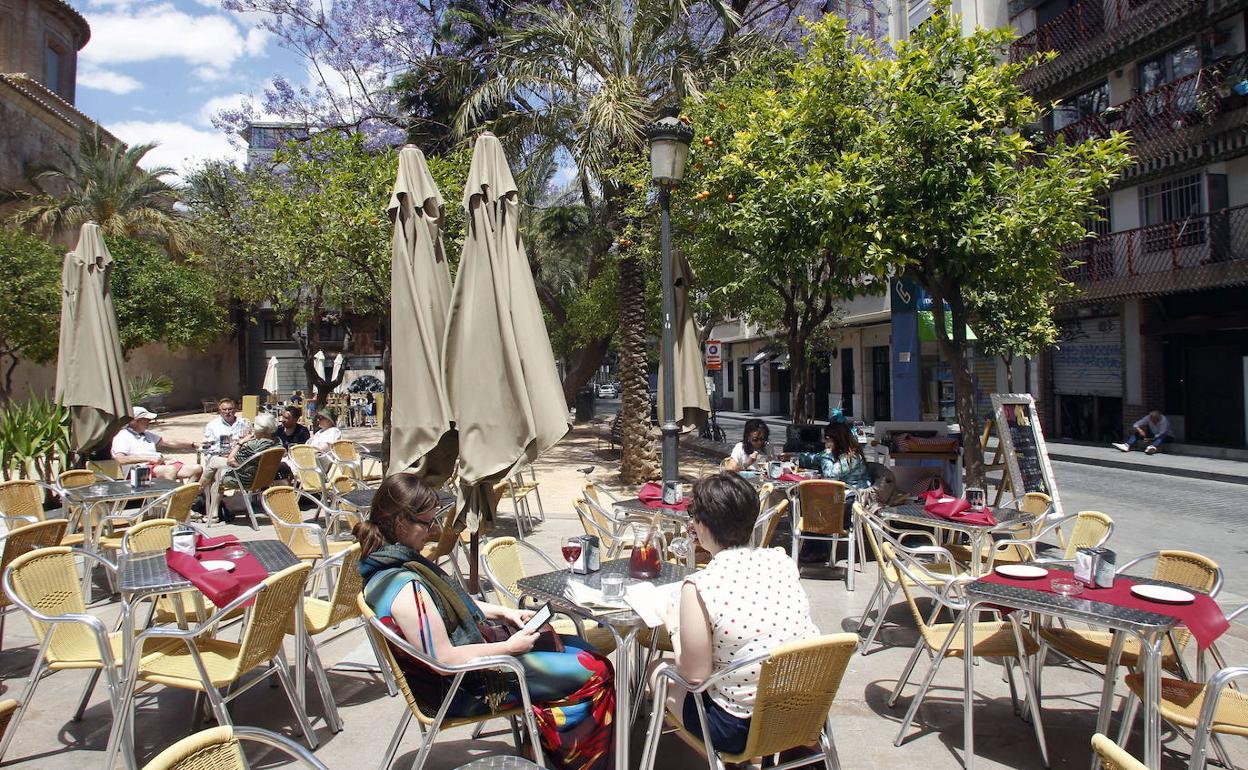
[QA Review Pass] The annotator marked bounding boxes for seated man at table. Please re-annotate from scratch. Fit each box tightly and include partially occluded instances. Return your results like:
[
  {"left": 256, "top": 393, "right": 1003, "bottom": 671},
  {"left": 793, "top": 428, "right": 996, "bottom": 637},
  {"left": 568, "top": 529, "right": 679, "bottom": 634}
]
[
  {"left": 275, "top": 406, "right": 311, "bottom": 449},
  {"left": 201, "top": 412, "right": 282, "bottom": 524},
  {"left": 202, "top": 398, "right": 251, "bottom": 450},
  {"left": 111, "top": 406, "right": 203, "bottom": 482}
]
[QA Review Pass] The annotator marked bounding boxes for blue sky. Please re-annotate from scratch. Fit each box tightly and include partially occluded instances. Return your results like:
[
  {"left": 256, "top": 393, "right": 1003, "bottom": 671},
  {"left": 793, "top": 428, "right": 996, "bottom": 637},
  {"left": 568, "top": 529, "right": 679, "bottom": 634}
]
[{"left": 73, "top": 0, "right": 302, "bottom": 177}]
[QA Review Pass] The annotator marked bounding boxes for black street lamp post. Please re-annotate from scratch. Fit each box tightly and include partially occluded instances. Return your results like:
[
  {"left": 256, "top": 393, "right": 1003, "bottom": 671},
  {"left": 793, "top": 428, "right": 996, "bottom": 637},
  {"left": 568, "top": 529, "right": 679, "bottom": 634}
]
[{"left": 645, "top": 107, "right": 693, "bottom": 490}]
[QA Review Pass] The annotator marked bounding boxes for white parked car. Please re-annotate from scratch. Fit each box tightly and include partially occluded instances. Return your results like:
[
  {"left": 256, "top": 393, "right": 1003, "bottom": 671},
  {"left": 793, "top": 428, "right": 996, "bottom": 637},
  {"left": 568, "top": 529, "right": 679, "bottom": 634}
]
[{"left": 596, "top": 384, "right": 616, "bottom": 398}]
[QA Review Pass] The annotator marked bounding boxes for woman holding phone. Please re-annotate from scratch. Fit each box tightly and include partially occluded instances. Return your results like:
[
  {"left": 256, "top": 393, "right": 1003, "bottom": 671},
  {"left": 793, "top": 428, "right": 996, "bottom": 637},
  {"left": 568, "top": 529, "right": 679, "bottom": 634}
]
[{"left": 358, "top": 474, "right": 616, "bottom": 770}]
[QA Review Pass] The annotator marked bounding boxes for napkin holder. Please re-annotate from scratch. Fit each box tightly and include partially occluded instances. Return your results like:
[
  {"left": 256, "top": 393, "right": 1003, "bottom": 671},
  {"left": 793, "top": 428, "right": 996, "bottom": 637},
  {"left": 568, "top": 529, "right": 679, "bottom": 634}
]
[
  {"left": 1074, "top": 547, "right": 1103, "bottom": 587},
  {"left": 661, "top": 481, "right": 683, "bottom": 506},
  {"left": 571, "top": 535, "right": 600, "bottom": 574},
  {"left": 171, "top": 528, "right": 196, "bottom": 556},
  {"left": 1089, "top": 547, "right": 1116, "bottom": 588}
]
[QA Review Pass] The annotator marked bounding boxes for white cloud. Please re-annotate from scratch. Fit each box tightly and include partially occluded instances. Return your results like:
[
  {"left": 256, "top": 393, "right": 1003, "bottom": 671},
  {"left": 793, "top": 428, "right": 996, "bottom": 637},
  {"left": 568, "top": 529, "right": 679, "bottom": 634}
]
[
  {"left": 77, "top": 64, "right": 142, "bottom": 94},
  {"left": 106, "top": 120, "right": 242, "bottom": 177},
  {"left": 245, "top": 27, "right": 269, "bottom": 57},
  {"left": 80, "top": 4, "right": 267, "bottom": 69}
]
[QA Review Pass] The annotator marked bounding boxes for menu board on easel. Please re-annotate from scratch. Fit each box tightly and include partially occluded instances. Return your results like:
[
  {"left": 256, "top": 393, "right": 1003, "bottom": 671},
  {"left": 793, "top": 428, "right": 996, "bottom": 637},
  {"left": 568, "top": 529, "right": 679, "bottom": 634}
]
[{"left": 991, "top": 393, "right": 1063, "bottom": 517}]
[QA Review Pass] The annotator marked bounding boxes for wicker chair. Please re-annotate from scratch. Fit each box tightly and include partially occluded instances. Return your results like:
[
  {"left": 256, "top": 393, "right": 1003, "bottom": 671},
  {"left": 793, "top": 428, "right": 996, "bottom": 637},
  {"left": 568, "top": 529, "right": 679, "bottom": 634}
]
[
  {"left": 88, "top": 459, "right": 124, "bottom": 480},
  {"left": 159, "top": 483, "right": 200, "bottom": 524},
  {"left": 984, "top": 509, "right": 1114, "bottom": 571},
  {"left": 0, "top": 546, "right": 134, "bottom": 764},
  {"left": 790, "top": 480, "right": 856, "bottom": 590},
  {"left": 141, "top": 725, "right": 330, "bottom": 770},
  {"left": 105, "top": 563, "right": 318, "bottom": 763},
  {"left": 752, "top": 499, "right": 790, "bottom": 549},
  {"left": 217, "top": 446, "right": 287, "bottom": 529},
  {"left": 640, "top": 633, "right": 858, "bottom": 770},
  {"left": 357, "top": 594, "right": 545, "bottom": 770},
  {"left": 867, "top": 518, "right": 1047, "bottom": 759},
  {"left": 480, "top": 536, "right": 616, "bottom": 653},
  {"left": 0, "top": 479, "right": 63, "bottom": 530},
  {"left": 0, "top": 520, "right": 68, "bottom": 649},
  {"left": 1091, "top": 733, "right": 1147, "bottom": 770},
  {"left": 945, "top": 491, "right": 1053, "bottom": 565},
  {"left": 328, "top": 440, "right": 381, "bottom": 484},
  {"left": 504, "top": 464, "right": 546, "bottom": 525},
  {"left": 261, "top": 487, "right": 353, "bottom": 565},
  {"left": 1121, "top": 661, "right": 1248, "bottom": 770},
  {"left": 289, "top": 444, "right": 335, "bottom": 503},
  {"left": 1037, "top": 549, "right": 1220, "bottom": 685}
]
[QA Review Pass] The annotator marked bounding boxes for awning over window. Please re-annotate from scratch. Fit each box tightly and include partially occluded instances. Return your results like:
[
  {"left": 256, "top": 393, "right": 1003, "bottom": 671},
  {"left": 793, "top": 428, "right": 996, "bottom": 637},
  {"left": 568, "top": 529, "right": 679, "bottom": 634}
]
[
  {"left": 917, "top": 311, "right": 977, "bottom": 343},
  {"left": 747, "top": 345, "right": 780, "bottom": 365}
]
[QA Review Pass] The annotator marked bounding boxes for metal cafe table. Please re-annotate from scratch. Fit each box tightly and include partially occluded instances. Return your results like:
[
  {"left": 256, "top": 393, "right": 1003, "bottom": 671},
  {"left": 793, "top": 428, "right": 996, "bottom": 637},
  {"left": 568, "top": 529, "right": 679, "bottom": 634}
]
[
  {"left": 963, "top": 570, "right": 1195, "bottom": 770},
  {"left": 880, "top": 502, "right": 1033, "bottom": 576},
  {"left": 517, "top": 558, "right": 691, "bottom": 770},
  {"left": 62, "top": 479, "right": 181, "bottom": 599}
]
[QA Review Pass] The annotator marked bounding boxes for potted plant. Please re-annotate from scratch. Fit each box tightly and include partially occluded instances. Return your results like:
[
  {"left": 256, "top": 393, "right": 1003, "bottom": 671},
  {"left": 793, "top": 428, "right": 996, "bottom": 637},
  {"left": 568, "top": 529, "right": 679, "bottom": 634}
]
[{"left": 1100, "top": 105, "right": 1124, "bottom": 124}]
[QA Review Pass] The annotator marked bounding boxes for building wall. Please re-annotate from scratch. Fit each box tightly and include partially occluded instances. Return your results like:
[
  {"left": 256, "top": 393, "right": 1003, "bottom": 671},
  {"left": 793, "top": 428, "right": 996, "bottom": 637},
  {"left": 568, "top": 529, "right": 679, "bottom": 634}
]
[{"left": 0, "top": 0, "right": 88, "bottom": 103}]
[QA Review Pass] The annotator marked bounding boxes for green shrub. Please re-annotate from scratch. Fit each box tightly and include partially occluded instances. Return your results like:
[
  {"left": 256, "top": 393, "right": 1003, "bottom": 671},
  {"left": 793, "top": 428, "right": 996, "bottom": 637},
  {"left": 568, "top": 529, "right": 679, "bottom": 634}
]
[{"left": 0, "top": 395, "right": 71, "bottom": 482}]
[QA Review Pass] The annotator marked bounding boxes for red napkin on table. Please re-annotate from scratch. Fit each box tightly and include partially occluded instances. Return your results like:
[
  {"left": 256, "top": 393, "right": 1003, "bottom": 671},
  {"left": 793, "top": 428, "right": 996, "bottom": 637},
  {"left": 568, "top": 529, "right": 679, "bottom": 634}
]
[
  {"left": 637, "top": 482, "right": 691, "bottom": 511},
  {"left": 166, "top": 548, "right": 267, "bottom": 607},
  {"left": 920, "top": 489, "right": 997, "bottom": 526},
  {"left": 982, "top": 568, "right": 1229, "bottom": 650},
  {"left": 777, "top": 472, "right": 807, "bottom": 482},
  {"left": 195, "top": 533, "right": 240, "bottom": 549}
]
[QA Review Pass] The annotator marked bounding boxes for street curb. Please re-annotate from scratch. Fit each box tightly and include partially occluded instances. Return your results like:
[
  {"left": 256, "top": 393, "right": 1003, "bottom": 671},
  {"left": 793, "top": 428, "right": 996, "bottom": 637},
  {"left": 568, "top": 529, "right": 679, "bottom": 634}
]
[{"left": 1049, "top": 452, "right": 1248, "bottom": 487}]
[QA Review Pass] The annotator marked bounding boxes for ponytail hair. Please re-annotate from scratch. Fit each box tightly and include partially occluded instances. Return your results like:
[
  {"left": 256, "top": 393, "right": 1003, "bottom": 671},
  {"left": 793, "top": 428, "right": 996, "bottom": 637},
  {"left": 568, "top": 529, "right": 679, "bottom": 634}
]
[{"left": 353, "top": 472, "right": 442, "bottom": 557}]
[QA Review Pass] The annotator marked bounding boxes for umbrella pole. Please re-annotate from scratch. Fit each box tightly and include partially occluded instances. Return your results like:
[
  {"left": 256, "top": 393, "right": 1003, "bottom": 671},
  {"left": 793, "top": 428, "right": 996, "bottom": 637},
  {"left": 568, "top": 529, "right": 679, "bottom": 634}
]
[{"left": 469, "top": 531, "right": 480, "bottom": 594}]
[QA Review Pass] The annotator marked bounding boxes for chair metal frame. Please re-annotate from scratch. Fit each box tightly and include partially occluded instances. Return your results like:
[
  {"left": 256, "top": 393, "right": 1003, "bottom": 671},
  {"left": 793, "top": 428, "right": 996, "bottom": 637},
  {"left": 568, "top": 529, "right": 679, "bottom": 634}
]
[
  {"left": 1186, "top": 663, "right": 1248, "bottom": 770},
  {"left": 752, "top": 499, "right": 791, "bottom": 548},
  {"left": 262, "top": 486, "right": 351, "bottom": 564},
  {"left": 141, "top": 725, "right": 331, "bottom": 770},
  {"left": 357, "top": 593, "right": 546, "bottom": 770},
  {"left": 984, "top": 509, "right": 1114, "bottom": 572},
  {"left": 105, "top": 563, "right": 318, "bottom": 768},
  {"left": 219, "top": 446, "right": 288, "bottom": 530},
  {"left": 789, "top": 480, "right": 856, "bottom": 591}
]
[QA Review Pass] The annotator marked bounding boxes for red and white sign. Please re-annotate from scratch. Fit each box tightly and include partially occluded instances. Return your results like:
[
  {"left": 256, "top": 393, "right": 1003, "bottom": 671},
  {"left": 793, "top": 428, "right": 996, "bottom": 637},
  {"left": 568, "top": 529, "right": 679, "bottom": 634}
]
[{"left": 704, "top": 340, "right": 722, "bottom": 371}]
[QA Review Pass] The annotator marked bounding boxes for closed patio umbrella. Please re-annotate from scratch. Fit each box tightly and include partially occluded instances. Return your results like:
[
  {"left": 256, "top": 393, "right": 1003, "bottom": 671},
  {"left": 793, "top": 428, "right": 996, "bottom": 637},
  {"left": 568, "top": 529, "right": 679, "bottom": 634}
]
[
  {"left": 262, "top": 356, "right": 279, "bottom": 394},
  {"left": 55, "top": 222, "right": 130, "bottom": 453},
  {"left": 443, "top": 132, "right": 569, "bottom": 531},
  {"left": 313, "top": 350, "right": 326, "bottom": 382},
  {"left": 331, "top": 353, "right": 346, "bottom": 394},
  {"left": 658, "top": 253, "right": 710, "bottom": 432},
  {"left": 387, "top": 144, "right": 456, "bottom": 482}
]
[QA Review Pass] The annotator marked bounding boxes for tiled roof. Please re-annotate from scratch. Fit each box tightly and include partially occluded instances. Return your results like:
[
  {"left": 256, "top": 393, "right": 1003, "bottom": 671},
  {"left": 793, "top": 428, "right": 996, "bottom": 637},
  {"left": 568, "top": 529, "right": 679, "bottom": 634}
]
[{"left": 0, "top": 73, "right": 115, "bottom": 143}]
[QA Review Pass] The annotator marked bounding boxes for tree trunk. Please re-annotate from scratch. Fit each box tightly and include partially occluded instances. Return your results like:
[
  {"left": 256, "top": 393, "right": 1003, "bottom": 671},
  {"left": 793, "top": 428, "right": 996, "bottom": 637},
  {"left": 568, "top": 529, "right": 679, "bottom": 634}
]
[
  {"left": 561, "top": 336, "right": 612, "bottom": 408},
  {"left": 788, "top": 329, "right": 809, "bottom": 425},
  {"left": 1002, "top": 355, "right": 1015, "bottom": 392},
  {"left": 618, "top": 252, "right": 658, "bottom": 484},
  {"left": 930, "top": 293, "right": 985, "bottom": 487}
]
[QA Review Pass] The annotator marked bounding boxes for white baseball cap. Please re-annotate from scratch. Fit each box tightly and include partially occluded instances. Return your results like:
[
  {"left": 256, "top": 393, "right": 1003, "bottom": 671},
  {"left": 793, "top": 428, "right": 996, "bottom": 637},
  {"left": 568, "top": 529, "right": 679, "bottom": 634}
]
[{"left": 131, "top": 406, "right": 157, "bottom": 420}]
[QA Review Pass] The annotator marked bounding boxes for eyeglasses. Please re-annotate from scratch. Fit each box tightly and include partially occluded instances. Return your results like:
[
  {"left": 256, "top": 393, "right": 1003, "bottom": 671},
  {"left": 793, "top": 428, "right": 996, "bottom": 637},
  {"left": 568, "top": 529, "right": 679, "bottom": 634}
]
[{"left": 749, "top": 436, "right": 767, "bottom": 444}]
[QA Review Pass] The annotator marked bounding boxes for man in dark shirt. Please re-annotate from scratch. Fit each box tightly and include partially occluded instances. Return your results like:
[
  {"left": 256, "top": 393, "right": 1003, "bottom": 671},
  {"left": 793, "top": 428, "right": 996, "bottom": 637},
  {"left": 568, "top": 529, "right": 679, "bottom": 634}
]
[{"left": 276, "top": 406, "right": 311, "bottom": 448}]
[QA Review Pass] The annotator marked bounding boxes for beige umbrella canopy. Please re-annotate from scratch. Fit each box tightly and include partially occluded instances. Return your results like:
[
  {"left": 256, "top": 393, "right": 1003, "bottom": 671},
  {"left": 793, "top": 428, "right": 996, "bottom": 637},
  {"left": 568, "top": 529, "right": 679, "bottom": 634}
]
[
  {"left": 658, "top": 253, "right": 710, "bottom": 432},
  {"left": 443, "top": 132, "right": 569, "bottom": 530},
  {"left": 55, "top": 222, "right": 131, "bottom": 453},
  {"left": 387, "top": 144, "right": 456, "bottom": 482}
]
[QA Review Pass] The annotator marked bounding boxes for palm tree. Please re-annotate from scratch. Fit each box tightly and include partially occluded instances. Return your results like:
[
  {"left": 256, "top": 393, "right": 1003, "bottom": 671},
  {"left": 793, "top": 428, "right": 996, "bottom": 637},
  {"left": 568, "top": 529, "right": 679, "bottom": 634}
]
[
  {"left": 2, "top": 126, "right": 191, "bottom": 252},
  {"left": 455, "top": 0, "right": 784, "bottom": 483}
]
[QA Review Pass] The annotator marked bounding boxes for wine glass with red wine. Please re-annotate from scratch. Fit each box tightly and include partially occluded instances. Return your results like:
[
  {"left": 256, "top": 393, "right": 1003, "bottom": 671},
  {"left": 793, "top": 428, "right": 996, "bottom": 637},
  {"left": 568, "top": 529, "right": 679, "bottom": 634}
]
[{"left": 561, "top": 537, "right": 582, "bottom": 572}]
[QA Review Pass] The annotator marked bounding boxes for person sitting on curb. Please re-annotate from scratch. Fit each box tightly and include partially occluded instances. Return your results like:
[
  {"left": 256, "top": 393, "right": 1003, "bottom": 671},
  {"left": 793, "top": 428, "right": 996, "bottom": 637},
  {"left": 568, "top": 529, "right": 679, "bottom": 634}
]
[{"left": 1112, "top": 409, "right": 1172, "bottom": 455}]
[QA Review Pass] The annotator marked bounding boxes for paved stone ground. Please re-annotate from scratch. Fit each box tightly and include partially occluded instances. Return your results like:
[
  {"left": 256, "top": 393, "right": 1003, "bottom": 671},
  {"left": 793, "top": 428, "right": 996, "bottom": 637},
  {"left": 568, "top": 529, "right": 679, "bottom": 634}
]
[{"left": 0, "top": 411, "right": 1244, "bottom": 769}]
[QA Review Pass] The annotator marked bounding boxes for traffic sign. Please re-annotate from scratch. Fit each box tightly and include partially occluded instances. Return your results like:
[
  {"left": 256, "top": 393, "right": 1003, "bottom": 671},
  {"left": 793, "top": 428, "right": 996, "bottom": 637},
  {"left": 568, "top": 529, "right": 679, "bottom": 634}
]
[{"left": 704, "top": 340, "right": 722, "bottom": 371}]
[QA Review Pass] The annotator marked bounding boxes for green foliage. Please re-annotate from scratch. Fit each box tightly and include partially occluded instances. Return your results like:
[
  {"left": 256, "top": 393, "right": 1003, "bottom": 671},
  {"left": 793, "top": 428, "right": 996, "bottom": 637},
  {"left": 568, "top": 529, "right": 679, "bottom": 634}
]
[
  {"left": 108, "top": 237, "right": 230, "bottom": 354},
  {"left": 0, "top": 395, "right": 70, "bottom": 482},
  {"left": 128, "top": 373, "right": 175, "bottom": 404},
  {"left": 0, "top": 228, "right": 62, "bottom": 399}
]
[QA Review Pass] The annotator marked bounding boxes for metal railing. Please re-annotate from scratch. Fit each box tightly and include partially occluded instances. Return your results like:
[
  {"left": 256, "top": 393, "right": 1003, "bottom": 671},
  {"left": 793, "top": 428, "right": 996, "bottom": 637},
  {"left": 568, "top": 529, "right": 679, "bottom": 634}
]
[
  {"left": 1060, "top": 204, "right": 1248, "bottom": 297},
  {"left": 1010, "top": 0, "right": 1106, "bottom": 64}
]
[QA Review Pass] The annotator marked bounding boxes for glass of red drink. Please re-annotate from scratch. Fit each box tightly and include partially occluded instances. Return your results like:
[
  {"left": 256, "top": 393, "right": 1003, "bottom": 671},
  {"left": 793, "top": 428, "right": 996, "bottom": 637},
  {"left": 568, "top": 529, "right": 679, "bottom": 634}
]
[{"left": 561, "top": 537, "right": 582, "bottom": 572}]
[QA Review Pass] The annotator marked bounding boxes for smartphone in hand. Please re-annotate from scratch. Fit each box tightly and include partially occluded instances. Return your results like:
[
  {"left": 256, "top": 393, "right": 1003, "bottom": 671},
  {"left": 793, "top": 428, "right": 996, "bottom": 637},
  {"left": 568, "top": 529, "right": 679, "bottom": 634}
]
[{"left": 519, "top": 602, "right": 553, "bottom": 634}]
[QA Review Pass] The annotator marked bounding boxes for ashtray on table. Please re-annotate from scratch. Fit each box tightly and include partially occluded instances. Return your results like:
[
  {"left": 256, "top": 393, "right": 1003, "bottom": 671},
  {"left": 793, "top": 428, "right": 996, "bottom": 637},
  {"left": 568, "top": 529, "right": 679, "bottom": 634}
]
[{"left": 1050, "top": 577, "right": 1085, "bottom": 597}]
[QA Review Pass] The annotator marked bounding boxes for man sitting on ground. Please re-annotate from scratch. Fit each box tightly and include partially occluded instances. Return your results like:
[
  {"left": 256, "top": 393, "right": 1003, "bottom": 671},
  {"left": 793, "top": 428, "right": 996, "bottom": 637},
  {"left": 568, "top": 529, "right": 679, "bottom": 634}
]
[
  {"left": 111, "top": 407, "right": 203, "bottom": 481},
  {"left": 202, "top": 398, "right": 251, "bottom": 450},
  {"left": 1112, "top": 409, "right": 1173, "bottom": 455}
]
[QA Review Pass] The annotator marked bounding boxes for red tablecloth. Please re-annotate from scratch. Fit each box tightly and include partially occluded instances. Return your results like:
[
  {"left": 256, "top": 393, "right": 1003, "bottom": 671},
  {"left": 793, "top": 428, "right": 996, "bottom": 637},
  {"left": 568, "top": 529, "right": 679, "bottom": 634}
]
[
  {"left": 166, "top": 546, "right": 267, "bottom": 607},
  {"left": 920, "top": 489, "right": 996, "bottom": 526},
  {"left": 637, "top": 482, "right": 691, "bottom": 512},
  {"left": 776, "top": 472, "right": 807, "bottom": 482},
  {"left": 982, "top": 567, "right": 1229, "bottom": 650}
]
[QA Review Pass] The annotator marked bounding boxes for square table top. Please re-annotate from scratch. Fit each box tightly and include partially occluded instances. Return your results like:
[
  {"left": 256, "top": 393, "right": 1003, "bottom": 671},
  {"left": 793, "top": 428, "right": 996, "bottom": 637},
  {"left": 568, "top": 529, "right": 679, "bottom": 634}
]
[
  {"left": 339, "top": 488, "right": 455, "bottom": 511},
  {"left": 517, "top": 558, "right": 692, "bottom": 628},
  {"left": 965, "top": 568, "right": 1178, "bottom": 634},
  {"left": 611, "top": 497, "right": 691, "bottom": 521},
  {"left": 64, "top": 479, "right": 180, "bottom": 504},
  {"left": 119, "top": 539, "right": 299, "bottom": 597},
  {"left": 881, "top": 501, "right": 1030, "bottom": 534}
]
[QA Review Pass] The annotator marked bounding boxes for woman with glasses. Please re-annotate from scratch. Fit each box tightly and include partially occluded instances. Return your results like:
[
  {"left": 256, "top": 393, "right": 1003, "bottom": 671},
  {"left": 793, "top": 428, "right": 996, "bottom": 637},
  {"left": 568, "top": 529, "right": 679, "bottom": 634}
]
[
  {"left": 357, "top": 474, "right": 616, "bottom": 770},
  {"left": 724, "top": 418, "right": 772, "bottom": 472}
]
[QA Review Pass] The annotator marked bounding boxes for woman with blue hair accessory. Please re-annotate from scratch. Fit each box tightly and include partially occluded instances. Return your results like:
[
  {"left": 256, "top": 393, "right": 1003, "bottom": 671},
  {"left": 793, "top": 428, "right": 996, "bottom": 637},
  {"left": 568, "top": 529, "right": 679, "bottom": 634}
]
[{"left": 786, "top": 410, "right": 870, "bottom": 562}]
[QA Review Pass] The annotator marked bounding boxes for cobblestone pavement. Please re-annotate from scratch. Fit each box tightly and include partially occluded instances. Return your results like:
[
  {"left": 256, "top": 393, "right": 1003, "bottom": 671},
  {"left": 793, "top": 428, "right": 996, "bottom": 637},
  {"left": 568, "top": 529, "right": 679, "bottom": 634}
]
[{"left": 1, "top": 414, "right": 1243, "bottom": 769}]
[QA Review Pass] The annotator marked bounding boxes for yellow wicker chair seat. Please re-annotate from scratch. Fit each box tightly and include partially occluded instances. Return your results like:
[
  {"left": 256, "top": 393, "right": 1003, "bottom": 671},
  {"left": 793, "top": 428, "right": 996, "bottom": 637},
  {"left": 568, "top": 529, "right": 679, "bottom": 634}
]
[
  {"left": 137, "top": 638, "right": 254, "bottom": 689},
  {"left": 920, "top": 622, "right": 1040, "bottom": 659},
  {"left": 289, "top": 537, "right": 353, "bottom": 563},
  {"left": 1040, "top": 627, "right": 1179, "bottom": 672},
  {"left": 1123, "top": 673, "right": 1248, "bottom": 736},
  {"left": 48, "top": 633, "right": 176, "bottom": 670},
  {"left": 1092, "top": 734, "right": 1146, "bottom": 770}
]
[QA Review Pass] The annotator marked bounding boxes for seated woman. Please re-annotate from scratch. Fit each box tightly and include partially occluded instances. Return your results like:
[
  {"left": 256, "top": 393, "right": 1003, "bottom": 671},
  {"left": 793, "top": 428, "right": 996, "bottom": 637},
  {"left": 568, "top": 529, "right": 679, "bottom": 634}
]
[
  {"left": 791, "top": 414, "right": 870, "bottom": 491},
  {"left": 357, "top": 474, "right": 616, "bottom": 770},
  {"left": 659, "top": 472, "right": 819, "bottom": 754},
  {"left": 724, "top": 418, "right": 772, "bottom": 472},
  {"left": 307, "top": 410, "right": 342, "bottom": 452}
]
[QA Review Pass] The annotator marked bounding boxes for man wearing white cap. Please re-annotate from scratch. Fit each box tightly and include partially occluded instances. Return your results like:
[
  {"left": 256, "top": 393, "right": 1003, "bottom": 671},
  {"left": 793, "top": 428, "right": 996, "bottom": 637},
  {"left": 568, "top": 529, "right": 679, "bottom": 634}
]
[{"left": 111, "top": 406, "right": 204, "bottom": 481}]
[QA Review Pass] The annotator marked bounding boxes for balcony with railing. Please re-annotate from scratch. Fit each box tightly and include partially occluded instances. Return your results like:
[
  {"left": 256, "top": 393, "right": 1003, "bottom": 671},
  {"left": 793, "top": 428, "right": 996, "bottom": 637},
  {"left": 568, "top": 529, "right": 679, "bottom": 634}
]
[
  {"left": 1010, "top": 0, "right": 1206, "bottom": 94},
  {"left": 1061, "top": 203, "right": 1248, "bottom": 300},
  {"left": 1044, "top": 53, "right": 1248, "bottom": 161}
]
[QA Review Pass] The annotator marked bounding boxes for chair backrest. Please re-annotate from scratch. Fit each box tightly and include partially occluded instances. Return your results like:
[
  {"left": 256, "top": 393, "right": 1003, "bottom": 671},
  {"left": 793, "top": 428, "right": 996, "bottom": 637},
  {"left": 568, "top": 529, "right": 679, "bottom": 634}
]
[
  {"left": 719, "top": 457, "right": 734, "bottom": 470},
  {"left": 88, "top": 459, "right": 123, "bottom": 480},
  {"left": 753, "top": 500, "right": 790, "bottom": 549},
  {"left": 740, "top": 633, "right": 858, "bottom": 758},
  {"left": 1063, "top": 510, "right": 1114, "bottom": 559},
  {"left": 1150, "top": 550, "right": 1221, "bottom": 654},
  {"left": 240, "top": 395, "right": 259, "bottom": 420},
  {"left": 0, "top": 480, "right": 44, "bottom": 522},
  {"left": 244, "top": 447, "right": 287, "bottom": 491},
  {"left": 123, "top": 518, "right": 177, "bottom": 554},
  {"left": 331, "top": 441, "right": 360, "bottom": 474},
  {"left": 356, "top": 593, "right": 430, "bottom": 720},
  {"left": 288, "top": 445, "right": 325, "bottom": 492},
  {"left": 236, "top": 563, "right": 311, "bottom": 675},
  {"left": 574, "top": 499, "right": 618, "bottom": 551},
  {"left": 163, "top": 483, "right": 200, "bottom": 523},
  {"left": 756, "top": 482, "right": 774, "bottom": 514},
  {"left": 795, "top": 480, "right": 847, "bottom": 536},
  {"left": 374, "top": 394, "right": 385, "bottom": 429},
  {"left": 5, "top": 546, "right": 87, "bottom": 658},
  {"left": 856, "top": 505, "right": 897, "bottom": 585},
  {"left": 141, "top": 725, "right": 331, "bottom": 770},
  {"left": 1091, "top": 734, "right": 1147, "bottom": 770},
  {"left": 262, "top": 487, "right": 319, "bottom": 555},
  {"left": 1012, "top": 491, "right": 1054, "bottom": 540},
  {"left": 481, "top": 537, "right": 524, "bottom": 609},
  {"left": 58, "top": 470, "right": 97, "bottom": 489},
  {"left": 0, "top": 520, "right": 68, "bottom": 610},
  {"left": 318, "top": 544, "right": 363, "bottom": 631}
]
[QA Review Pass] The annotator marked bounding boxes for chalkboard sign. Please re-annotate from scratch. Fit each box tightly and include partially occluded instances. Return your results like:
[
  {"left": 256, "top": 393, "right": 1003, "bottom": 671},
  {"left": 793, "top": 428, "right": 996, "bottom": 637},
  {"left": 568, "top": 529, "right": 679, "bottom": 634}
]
[{"left": 991, "top": 393, "right": 1063, "bottom": 518}]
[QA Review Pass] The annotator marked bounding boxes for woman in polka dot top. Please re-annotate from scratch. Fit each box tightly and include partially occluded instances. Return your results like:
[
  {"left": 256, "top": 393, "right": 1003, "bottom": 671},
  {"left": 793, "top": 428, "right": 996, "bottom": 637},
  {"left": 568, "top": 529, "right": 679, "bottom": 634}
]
[{"left": 660, "top": 471, "right": 820, "bottom": 754}]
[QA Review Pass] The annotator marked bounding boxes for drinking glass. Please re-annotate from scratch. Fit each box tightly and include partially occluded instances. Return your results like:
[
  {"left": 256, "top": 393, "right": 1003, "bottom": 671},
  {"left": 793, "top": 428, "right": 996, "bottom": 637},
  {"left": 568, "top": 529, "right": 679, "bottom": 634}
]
[{"left": 561, "top": 537, "right": 583, "bottom": 572}]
